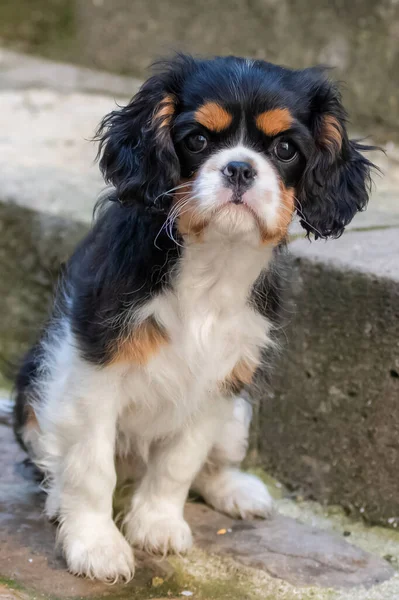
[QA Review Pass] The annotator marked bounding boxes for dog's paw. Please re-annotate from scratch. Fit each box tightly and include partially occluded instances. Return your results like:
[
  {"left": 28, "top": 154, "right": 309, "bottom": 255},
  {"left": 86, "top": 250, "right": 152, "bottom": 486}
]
[
  {"left": 124, "top": 503, "right": 193, "bottom": 555},
  {"left": 62, "top": 518, "right": 135, "bottom": 583},
  {"left": 202, "top": 468, "right": 273, "bottom": 520}
]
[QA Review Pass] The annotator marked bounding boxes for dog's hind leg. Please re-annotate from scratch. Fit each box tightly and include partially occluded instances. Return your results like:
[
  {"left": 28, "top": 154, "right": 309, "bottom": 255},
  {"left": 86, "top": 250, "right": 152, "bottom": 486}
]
[{"left": 192, "top": 395, "right": 273, "bottom": 519}]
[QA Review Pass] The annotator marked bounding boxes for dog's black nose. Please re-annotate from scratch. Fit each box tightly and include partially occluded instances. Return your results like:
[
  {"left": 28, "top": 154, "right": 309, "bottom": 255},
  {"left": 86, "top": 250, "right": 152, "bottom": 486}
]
[{"left": 222, "top": 161, "right": 256, "bottom": 187}]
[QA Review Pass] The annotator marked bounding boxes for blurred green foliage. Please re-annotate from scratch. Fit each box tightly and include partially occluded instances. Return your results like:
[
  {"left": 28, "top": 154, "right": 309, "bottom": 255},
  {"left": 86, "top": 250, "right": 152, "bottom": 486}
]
[{"left": 0, "top": 0, "right": 75, "bottom": 59}]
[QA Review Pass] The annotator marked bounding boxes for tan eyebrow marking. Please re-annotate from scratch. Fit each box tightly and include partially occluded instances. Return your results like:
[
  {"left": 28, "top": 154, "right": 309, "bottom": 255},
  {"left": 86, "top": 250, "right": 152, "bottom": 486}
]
[
  {"left": 320, "top": 114, "right": 342, "bottom": 153},
  {"left": 255, "top": 108, "right": 293, "bottom": 136},
  {"left": 194, "top": 102, "right": 233, "bottom": 132}
]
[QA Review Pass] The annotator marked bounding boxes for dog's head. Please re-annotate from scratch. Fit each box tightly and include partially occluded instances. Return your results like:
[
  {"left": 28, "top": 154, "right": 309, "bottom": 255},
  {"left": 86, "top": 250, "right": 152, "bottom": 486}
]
[{"left": 97, "top": 54, "right": 375, "bottom": 242}]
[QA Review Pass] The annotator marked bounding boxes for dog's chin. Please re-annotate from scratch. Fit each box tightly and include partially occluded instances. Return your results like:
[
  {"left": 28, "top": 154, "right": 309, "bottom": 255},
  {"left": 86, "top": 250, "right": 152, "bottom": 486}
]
[{"left": 210, "top": 202, "right": 261, "bottom": 238}]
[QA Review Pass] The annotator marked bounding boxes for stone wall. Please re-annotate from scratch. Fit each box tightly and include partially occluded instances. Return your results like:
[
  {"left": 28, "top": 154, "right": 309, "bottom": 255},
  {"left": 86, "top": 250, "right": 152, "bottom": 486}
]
[
  {"left": 1, "top": 1, "right": 398, "bottom": 132},
  {"left": 74, "top": 0, "right": 399, "bottom": 131},
  {"left": 253, "top": 252, "right": 399, "bottom": 526},
  {"left": 0, "top": 202, "right": 86, "bottom": 386}
]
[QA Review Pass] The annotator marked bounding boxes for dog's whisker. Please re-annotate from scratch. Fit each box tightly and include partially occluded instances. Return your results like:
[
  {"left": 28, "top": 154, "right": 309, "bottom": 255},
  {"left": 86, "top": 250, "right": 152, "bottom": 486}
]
[
  {"left": 152, "top": 182, "right": 195, "bottom": 204},
  {"left": 154, "top": 195, "right": 199, "bottom": 248}
]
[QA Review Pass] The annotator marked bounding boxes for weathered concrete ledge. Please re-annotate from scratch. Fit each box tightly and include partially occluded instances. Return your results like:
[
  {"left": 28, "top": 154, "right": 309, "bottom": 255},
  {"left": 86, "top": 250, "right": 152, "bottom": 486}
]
[
  {"left": 0, "top": 202, "right": 87, "bottom": 385},
  {"left": 0, "top": 48, "right": 141, "bottom": 97},
  {"left": 252, "top": 228, "right": 399, "bottom": 527}
]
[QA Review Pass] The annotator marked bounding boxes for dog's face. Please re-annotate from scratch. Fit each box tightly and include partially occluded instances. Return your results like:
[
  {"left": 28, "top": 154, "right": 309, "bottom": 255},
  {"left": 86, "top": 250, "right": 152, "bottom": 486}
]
[
  {"left": 98, "top": 55, "right": 374, "bottom": 242},
  {"left": 173, "top": 93, "right": 301, "bottom": 243}
]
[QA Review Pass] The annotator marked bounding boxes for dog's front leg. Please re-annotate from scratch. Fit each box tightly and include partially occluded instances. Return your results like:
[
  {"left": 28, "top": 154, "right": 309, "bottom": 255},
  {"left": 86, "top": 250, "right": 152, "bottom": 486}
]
[
  {"left": 124, "top": 414, "right": 217, "bottom": 554},
  {"left": 48, "top": 367, "right": 135, "bottom": 582}
]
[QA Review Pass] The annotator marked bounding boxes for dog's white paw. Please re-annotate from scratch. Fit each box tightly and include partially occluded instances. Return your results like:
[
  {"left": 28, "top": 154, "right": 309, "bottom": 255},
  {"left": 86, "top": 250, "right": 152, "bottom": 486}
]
[
  {"left": 125, "top": 503, "right": 193, "bottom": 555},
  {"left": 62, "top": 518, "right": 135, "bottom": 583},
  {"left": 201, "top": 468, "right": 273, "bottom": 519}
]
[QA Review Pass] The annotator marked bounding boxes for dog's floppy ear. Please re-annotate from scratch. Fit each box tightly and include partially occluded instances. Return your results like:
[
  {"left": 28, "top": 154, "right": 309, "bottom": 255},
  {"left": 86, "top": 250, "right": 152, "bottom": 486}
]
[
  {"left": 297, "top": 71, "right": 376, "bottom": 239},
  {"left": 96, "top": 75, "right": 180, "bottom": 210}
]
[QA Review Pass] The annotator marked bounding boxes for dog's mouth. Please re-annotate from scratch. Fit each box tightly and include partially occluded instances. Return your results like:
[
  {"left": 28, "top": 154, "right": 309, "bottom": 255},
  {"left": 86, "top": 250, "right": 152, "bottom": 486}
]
[
  {"left": 209, "top": 197, "right": 265, "bottom": 235},
  {"left": 215, "top": 191, "right": 262, "bottom": 219}
]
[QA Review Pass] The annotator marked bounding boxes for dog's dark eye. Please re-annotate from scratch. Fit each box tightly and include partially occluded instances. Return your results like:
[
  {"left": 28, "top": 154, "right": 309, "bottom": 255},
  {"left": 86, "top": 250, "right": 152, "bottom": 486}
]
[
  {"left": 274, "top": 140, "right": 298, "bottom": 163},
  {"left": 184, "top": 134, "right": 208, "bottom": 153}
]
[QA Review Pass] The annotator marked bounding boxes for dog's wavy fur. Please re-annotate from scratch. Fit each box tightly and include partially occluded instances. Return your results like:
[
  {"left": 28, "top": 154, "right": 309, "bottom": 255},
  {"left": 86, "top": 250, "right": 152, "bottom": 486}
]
[{"left": 14, "top": 54, "right": 375, "bottom": 582}]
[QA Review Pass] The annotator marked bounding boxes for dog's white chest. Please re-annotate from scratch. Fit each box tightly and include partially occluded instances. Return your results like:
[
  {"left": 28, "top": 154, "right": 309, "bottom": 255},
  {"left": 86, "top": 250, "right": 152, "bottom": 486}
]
[{"left": 119, "top": 236, "right": 273, "bottom": 439}]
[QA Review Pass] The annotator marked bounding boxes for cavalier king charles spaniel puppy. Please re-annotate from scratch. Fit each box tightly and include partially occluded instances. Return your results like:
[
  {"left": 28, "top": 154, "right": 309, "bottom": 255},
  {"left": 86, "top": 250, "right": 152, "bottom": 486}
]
[{"left": 14, "top": 54, "right": 374, "bottom": 582}]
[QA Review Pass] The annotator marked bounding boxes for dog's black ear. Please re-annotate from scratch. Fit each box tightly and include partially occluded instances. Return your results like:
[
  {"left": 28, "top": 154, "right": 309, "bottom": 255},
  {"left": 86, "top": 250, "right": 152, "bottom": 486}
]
[
  {"left": 297, "top": 72, "right": 376, "bottom": 238},
  {"left": 96, "top": 75, "right": 180, "bottom": 210}
]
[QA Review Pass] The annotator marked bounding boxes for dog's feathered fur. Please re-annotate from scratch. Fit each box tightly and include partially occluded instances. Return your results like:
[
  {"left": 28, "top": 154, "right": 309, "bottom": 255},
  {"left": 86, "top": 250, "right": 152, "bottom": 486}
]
[{"left": 14, "top": 54, "right": 375, "bottom": 582}]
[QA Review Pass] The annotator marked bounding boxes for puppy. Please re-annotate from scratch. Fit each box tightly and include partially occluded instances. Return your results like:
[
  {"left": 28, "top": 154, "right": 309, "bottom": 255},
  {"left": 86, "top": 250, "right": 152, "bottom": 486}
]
[{"left": 14, "top": 54, "right": 374, "bottom": 582}]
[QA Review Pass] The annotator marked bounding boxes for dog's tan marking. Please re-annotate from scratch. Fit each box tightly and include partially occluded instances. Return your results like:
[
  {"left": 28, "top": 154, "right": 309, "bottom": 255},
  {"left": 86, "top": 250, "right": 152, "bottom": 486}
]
[
  {"left": 320, "top": 114, "right": 342, "bottom": 153},
  {"left": 177, "top": 204, "right": 208, "bottom": 239},
  {"left": 153, "top": 95, "right": 176, "bottom": 131},
  {"left": 175, "top": 179, "right": 208, "bottom": 241},
  {"left": 255, "top": 108, "right": 293, "bottom": 137},
  {"left": 110, "top": 317, "right": 169, "bottom": 365},
  {"left": 195, "top": 102, "right": 233, "bottom": 132},
  {"left": 25, "top": 404, "right": 39, "bottom": 431},
  {"left": 178, "top": 213, "right": 207, "bottom": 239},
  {"left": 20, "top": 404, "right": 40, "bottom": 451},
  {"left": 219, "top": 358, "right": 258, "bottom": 396},
  {"left": 259, "top": 185, "right": 295, "bottom": 246}
]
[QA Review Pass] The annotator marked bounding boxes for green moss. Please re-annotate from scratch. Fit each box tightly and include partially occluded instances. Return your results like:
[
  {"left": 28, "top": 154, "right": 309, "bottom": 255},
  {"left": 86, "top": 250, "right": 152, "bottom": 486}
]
[
  {"left": 0, "top": 575, "right": 25, "bottom": 591},
  {"left": 0, "top": 372, "right": 13, "bottom": 392},
  {"left": 165, "top": 559, "right": 257, "bottom": 600},
  {"left": 0, "top": 0, "right": 76, "bottom": 61},
  {"left": 0, "top": 575, "right": 59, "bottom": 600},
  {"left": 164, "top": 550, "right": 339, "bottom": 600},
  {"left": 246, "top": 467, "right": 287, "bottom": 500}
]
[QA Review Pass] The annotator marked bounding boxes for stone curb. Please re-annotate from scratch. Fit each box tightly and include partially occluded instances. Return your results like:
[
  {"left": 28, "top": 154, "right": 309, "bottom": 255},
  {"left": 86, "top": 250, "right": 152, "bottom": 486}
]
[
  {"left": 254, "top": 244, "right": 399, "bottom": 526},
  {"left": 0, "top": 48, "right": 141, "bottom": 97}
]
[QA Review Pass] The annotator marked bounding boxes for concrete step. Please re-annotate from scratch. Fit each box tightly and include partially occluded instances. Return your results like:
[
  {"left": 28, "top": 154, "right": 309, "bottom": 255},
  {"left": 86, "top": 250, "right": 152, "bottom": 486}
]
[
  {"left": 254, "top": 229, "right": 399, "bottom": 527},
  {"left": 1, "top": 50, "right": 399, "bottom": 528}
]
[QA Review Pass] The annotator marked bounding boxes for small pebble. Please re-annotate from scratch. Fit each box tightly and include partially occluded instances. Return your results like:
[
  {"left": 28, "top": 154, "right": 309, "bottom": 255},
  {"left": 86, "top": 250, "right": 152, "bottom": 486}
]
[
  {"left": 217, "top": 528, "right": 227, "bottom": 535},
  {"left": 384, "top": 554, "right": 395, "bottom": 563},
  {"left": 28, "top": 558, "right": 33, "bottom": 563},
  {"left": 151, "top": 576, "right": 164, "bottom": 588}
]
